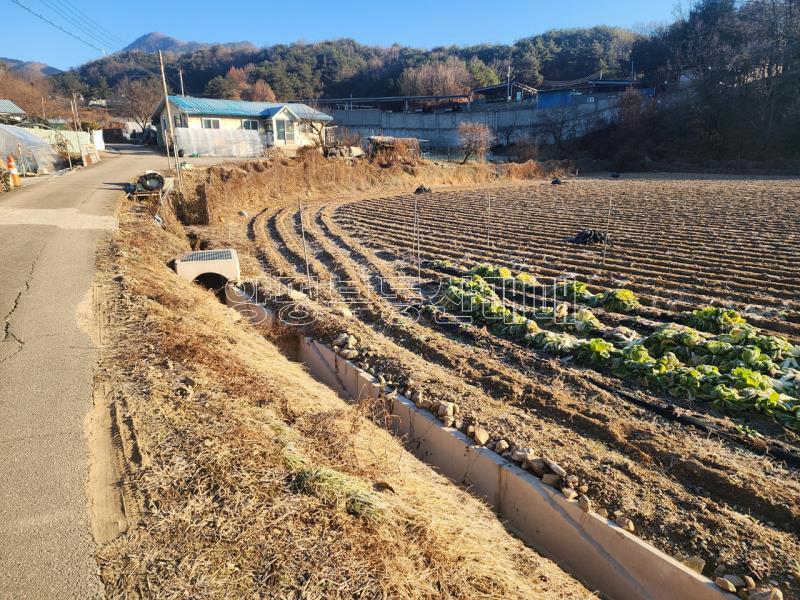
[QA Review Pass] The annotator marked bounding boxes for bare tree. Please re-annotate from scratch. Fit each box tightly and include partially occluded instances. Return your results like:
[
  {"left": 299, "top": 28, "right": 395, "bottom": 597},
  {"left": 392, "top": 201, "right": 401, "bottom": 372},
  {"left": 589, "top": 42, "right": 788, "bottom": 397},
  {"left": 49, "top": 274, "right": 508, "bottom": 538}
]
[
  {"left": 534, "top": 105, "right": 579, "bottom": 154},
  {"left": 301, "top": 119, "right": 328, "bottom": 147},
  {"left": 458, "top": 122, "right": 494, "bottom": 163},
  {"left": 496, "top": 112, "right": 519, "bottom": 147},
  {"left": 399, "top": 57, "right": 472, "bottom": 96},
  {"left": 115, "top": 77, "right": 162, "bottom": 133},
  {"left": 241, "top": 80, "right": 276, "bottom": 102},
  {"left": 616, "top": 87, "right": 645, "bottom": 130}
]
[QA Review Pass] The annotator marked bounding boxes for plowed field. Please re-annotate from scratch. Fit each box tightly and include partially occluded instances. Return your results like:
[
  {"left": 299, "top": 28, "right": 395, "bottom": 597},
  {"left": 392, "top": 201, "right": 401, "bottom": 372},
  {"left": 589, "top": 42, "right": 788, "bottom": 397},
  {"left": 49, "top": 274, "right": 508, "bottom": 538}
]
[{"left": 214, "top": 170, "right": 800, "bottom": 595}]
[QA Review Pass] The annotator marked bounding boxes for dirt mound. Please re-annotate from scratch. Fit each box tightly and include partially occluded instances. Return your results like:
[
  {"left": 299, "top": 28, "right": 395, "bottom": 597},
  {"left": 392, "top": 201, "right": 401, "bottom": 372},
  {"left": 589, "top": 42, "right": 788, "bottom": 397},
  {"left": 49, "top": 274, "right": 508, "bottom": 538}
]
[{"left": 174, "top": 153, "right": 566, "bottom": 226}]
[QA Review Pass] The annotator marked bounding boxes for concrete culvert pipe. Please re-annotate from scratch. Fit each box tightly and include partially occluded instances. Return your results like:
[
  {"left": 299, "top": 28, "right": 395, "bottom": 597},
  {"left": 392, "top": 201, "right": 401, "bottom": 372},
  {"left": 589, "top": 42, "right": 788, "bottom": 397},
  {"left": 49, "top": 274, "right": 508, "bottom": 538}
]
[{"left": 194, "top": 272, "right": 229, "bottom": 301}]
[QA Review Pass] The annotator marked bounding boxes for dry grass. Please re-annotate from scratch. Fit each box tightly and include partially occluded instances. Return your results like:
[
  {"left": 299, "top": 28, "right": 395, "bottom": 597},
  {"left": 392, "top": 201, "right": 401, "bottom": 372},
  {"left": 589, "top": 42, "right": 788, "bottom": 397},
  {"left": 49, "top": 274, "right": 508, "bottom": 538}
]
[
  {"left": 175, "top": 151, "right": 567, "bottom": 225},
  {"left": 95, "top": 197, "right": 592, "bottom": 598}
]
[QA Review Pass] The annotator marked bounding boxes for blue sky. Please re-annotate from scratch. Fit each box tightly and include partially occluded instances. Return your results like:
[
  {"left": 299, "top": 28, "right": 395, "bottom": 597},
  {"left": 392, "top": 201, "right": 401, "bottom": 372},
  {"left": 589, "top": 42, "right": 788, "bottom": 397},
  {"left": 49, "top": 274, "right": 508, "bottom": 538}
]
[{"left": 4, "top": 0, "right": 682, "bottom": 70}]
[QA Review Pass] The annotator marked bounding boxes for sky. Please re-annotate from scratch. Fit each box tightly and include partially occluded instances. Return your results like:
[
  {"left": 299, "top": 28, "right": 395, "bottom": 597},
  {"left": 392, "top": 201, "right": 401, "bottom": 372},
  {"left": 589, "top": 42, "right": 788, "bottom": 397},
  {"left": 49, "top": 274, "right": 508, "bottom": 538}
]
[{"left": 3, "top": 0, "right": 682, "bottom": 70}]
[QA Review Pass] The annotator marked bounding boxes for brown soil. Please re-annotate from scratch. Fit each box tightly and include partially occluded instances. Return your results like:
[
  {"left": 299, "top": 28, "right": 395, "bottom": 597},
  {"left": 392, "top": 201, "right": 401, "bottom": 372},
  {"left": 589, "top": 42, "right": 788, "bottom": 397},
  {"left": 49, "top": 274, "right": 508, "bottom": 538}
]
[
  {"left": 93, "top": 189, "right": 592, "bottom": 598},
  {"left": 172, "top": 161, "right": 800, "bottom": 597}
]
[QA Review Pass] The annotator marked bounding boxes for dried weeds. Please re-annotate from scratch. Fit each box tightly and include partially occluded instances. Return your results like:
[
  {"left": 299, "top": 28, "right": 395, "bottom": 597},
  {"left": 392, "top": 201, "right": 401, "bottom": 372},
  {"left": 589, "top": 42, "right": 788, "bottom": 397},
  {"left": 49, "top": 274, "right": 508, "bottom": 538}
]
[{"left": 94, "top": 197, "right": 592, "bottom": 599}]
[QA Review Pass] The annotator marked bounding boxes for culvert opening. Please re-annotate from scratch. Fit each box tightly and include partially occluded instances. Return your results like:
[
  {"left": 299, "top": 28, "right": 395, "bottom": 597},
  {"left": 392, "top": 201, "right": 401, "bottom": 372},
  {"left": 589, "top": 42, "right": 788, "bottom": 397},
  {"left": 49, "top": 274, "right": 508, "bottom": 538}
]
[{"left": 194, "top": 273, "right": 229, "bottom": 301}]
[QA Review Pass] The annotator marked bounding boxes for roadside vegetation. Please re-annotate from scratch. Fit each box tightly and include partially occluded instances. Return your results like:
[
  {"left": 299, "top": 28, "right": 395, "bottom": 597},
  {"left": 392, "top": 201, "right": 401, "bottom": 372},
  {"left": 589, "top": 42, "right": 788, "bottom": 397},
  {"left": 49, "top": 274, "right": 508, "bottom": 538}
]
[{"left": 94, "top": 157, "right": 592, "bottom": 598}]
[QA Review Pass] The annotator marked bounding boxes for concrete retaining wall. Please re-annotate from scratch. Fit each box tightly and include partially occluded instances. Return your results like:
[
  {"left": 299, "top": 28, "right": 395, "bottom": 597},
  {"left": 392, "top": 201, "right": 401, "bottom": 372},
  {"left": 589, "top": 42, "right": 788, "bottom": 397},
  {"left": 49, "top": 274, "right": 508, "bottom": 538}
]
[
  {"left": 225, "top": 284, "right": 734, "bottom": 600},
  {"left": 331, "top": 99, "right": 619, "bottom": 149}
]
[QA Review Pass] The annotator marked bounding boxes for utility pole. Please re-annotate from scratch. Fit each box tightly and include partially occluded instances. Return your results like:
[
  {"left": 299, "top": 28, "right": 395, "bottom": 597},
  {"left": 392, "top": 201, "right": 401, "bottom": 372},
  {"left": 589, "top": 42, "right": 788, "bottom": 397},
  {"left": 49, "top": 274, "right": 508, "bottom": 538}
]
[
  {"left": 507, "top": 64, "right": 512, "bottom": 102},
  {"left": 41, "top": 97, "right": 46, "bottom": 121},
  {"left": 71, "top": 94, "right": 81, "bottom": 131},
  {"left": 159, "top": 50, "right": 182, "bottom": 191},
  {"left": 179, "top": 68, "right": 186, "bottom": 96}
]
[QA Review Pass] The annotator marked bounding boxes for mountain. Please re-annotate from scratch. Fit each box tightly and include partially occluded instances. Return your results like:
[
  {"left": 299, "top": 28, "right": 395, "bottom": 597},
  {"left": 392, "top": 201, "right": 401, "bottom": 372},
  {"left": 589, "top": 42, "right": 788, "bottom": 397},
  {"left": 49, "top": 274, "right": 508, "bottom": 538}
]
[
  {"left": 123, "top": 32, "right": 204, "bottom": 54},
  {"left": 0, "top": 57, "right": 62, "bottom": 80},
  {"left": 123, "top": 32, "right": 254, "bottom": 54}
]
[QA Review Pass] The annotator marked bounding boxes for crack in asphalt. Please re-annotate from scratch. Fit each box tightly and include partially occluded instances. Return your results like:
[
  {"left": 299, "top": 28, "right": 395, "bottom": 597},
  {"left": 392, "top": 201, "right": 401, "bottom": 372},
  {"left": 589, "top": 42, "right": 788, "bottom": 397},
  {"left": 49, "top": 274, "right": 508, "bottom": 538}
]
[{"left": 0, "top": 250, "right": 42, "bottom": 365}]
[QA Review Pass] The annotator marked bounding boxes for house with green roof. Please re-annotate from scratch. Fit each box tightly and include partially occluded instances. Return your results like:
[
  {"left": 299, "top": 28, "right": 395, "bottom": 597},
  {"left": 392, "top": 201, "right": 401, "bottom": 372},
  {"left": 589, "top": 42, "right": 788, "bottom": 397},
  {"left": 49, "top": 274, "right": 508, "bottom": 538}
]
[{"left": 154, "top": 95, "right": 333, "bottom": 156}]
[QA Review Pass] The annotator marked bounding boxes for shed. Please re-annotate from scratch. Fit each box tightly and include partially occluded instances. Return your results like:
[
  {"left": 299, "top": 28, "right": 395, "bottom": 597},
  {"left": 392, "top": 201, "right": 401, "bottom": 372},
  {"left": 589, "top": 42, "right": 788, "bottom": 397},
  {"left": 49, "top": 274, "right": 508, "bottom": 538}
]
[{"left": 0, "top": 99, "right": 26, "bottom": 123}]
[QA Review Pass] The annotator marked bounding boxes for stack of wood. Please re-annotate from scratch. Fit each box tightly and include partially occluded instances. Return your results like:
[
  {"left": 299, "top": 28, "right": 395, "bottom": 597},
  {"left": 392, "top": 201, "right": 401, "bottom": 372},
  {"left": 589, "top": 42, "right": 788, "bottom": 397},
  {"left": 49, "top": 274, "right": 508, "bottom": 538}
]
[{"left": 366, "top": 136, "right": 420, "bottom": 164}]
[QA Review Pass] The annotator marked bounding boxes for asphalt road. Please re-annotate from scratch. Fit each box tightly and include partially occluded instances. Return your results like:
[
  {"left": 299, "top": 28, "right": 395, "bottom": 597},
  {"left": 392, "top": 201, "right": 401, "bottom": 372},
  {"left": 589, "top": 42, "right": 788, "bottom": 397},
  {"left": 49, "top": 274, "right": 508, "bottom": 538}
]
[{"left": 0, "top": 146, "right": 170, "bottom": 598}]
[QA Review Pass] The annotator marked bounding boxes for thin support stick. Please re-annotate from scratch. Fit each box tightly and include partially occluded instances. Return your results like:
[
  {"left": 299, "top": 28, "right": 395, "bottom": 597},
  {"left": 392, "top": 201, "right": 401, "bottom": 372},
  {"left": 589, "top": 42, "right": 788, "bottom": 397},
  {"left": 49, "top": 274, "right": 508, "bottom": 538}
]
[
  {"left": 298, "top": 200, "right": 313, "bottom": 293},
  {"left": 415, "top": 196, "right": 421, "bottom": 285},
  {"left": 603, "top": 195, "right": 612, "bottom": 266},
  {"left": 486, "top": 194, "right": 491, "bottom": 247}
]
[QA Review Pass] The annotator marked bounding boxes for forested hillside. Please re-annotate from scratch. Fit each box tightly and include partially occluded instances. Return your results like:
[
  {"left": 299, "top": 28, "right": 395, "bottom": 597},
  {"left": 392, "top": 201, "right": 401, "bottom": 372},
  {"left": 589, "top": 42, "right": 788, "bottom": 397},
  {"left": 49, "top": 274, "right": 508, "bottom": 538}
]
[
  {"left": 53, "top": 26, "right": 639, "bottom": 101},
  {"left": 581, "top": 0, "right": 800, "bottom": 163},
  {"left": 35, "top": 0, "right": 800, "bottom": 163}
]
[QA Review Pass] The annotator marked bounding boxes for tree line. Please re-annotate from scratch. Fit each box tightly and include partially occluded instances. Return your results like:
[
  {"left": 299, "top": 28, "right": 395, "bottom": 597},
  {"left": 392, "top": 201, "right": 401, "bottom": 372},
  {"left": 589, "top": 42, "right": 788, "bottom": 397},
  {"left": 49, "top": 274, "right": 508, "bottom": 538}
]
[
  {"left": 16, "top": 0, "right": 800, "bottom": 162},
  {"left": 53, "top": 26, "right": 638, "bottom": 102},
  {"left": 617, "top": 0, "right": 800, "bottom": 161}
]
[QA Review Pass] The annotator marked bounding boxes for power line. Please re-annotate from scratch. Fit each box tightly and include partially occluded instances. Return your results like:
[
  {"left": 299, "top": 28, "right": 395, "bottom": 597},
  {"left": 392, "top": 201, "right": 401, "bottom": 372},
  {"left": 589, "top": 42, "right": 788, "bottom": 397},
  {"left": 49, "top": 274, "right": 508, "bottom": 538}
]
[
  {"left": 36, "top": 0, "right": 122, "bottom": 52},
  {"left": 9, "top": 0, "right": 106, "bottom": 54},
  {"left": 48, "top": 0, "right": 127, "bottom": 47},
  {"left": 38, "top": 0, "right": 123, "bottom": 50}
]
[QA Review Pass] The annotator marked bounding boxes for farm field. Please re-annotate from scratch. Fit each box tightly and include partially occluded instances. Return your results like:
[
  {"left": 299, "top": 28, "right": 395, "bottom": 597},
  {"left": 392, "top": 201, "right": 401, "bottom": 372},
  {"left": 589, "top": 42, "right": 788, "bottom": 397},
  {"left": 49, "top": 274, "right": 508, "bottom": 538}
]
[
  {"left": 336, "top": 175, "right": 800, "bottom": 339},
  {"left": 184, "top": 164, "right": 800, "bottom": 595}
]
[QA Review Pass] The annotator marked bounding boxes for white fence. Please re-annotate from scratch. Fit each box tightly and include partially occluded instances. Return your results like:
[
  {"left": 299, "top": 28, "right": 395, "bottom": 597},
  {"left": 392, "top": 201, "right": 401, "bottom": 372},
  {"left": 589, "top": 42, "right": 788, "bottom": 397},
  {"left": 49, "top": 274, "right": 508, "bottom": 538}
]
[{"left": 27, "top": 128, "right": 92, "bottom": 151}]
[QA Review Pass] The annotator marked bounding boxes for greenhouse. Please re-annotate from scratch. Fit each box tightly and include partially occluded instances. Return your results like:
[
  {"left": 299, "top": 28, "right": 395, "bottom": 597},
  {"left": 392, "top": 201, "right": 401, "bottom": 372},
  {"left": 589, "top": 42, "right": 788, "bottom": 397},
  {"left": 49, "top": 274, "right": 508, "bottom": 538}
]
[{"left": 0, "top": 124, "right": 63, "bottom": 174}]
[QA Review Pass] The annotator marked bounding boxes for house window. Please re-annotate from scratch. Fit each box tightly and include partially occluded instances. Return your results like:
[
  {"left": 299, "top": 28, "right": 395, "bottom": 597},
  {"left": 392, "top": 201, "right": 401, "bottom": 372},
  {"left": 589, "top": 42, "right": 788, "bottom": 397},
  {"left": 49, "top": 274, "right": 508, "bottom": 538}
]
[
  {"left": 242, "top": 119, "right": 259, "bottom": 131},
  {"left": 202, "top": 118, "right": 220, "bottom": 129},
  {"left": 276, "top": 119, "right": 295, "bottom": 143},
  {"left": 174, "top": 114, "right": 187, "bottom": 128}
]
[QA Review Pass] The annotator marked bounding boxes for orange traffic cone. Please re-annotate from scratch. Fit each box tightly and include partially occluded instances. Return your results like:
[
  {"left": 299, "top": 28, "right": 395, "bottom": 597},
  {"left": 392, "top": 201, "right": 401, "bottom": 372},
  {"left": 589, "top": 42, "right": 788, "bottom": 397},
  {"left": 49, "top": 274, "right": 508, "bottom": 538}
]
[{"left": 7, "top": 156, "right": 21, "bottom": 188}]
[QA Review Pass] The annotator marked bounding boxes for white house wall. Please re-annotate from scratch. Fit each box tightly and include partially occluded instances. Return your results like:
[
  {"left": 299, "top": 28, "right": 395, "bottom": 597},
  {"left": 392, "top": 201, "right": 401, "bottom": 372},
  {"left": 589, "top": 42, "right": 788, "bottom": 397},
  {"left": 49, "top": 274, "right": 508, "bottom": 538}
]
[{"left": 158, "top": 103, "right": 322, "bottom": 153}]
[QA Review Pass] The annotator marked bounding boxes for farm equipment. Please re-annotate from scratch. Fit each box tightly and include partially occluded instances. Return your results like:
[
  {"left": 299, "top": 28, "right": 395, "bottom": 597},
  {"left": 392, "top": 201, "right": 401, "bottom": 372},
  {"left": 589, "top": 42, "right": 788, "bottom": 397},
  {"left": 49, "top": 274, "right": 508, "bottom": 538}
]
[{"left": 128, "top": 170, "right": 174, "bottom": 201}]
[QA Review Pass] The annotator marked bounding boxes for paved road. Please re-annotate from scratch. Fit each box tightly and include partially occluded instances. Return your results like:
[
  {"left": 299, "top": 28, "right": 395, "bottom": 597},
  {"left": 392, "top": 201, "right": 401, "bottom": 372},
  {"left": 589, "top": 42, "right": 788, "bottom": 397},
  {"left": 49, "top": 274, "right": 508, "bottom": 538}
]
[{"left": 0, "top": 146, "right": 169, "bottom": 599}]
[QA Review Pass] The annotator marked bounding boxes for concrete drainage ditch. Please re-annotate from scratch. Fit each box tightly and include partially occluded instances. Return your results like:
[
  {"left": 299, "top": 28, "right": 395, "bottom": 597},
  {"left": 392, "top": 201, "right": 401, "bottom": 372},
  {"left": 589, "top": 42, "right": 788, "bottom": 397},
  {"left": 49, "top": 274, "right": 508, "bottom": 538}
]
[{"left": 224, "top": 282, "right": 733, "bottom": 600}]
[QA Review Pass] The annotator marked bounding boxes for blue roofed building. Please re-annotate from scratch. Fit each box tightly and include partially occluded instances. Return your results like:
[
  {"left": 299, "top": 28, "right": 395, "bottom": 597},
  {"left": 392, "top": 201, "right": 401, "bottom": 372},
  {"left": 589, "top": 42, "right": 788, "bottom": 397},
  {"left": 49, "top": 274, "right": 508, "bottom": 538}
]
[
  {"left": 0, "top": 99, "right": 27, "bottom": 123},
  {"left": 154, "top": 95, "right": 334, "bottom": 156}
]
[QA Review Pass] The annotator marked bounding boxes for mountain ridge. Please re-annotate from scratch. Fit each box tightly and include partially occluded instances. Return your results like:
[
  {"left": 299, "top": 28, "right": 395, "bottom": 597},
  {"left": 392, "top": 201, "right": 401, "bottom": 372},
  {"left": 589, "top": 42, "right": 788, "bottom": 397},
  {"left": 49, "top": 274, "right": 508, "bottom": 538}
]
[
  {"left": 123, "top": 32, "right": 255, "bottom": 54},
  {"left": 0, "top": 57, "right": 62, "bottom": 80}
]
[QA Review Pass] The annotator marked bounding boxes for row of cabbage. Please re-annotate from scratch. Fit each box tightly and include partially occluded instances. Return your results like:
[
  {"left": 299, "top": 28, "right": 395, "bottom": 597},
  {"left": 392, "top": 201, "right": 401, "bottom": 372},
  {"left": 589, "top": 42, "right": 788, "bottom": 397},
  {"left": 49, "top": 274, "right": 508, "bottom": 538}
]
[
  {"left": 467, "top": 263, "right": 643, "bottom": 313},
  {"left": 434, "top": 272, "right": 800, "bottom": 430},
  {"left": 465, "top": 265, "right": 794, "bottom": 377}
]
